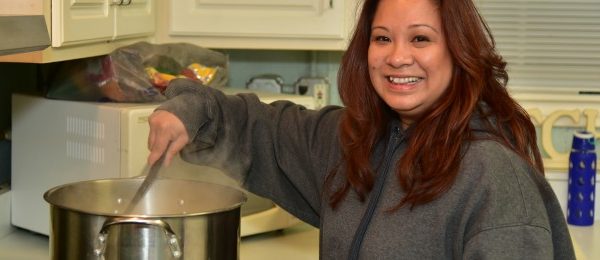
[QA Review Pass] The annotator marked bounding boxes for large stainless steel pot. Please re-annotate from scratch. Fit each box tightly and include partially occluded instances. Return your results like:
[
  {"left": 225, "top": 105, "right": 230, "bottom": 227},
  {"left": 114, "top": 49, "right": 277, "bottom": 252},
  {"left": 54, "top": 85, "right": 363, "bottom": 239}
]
[{"left": 44, "top": 178, "right": 246, "bottom": 260}]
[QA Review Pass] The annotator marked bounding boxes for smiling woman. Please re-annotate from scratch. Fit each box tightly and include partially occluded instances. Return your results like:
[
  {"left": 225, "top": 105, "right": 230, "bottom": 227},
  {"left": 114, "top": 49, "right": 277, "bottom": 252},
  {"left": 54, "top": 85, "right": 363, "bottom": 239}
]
[{"left": 146, "top": 0, "right": 576, "bottom": 259}]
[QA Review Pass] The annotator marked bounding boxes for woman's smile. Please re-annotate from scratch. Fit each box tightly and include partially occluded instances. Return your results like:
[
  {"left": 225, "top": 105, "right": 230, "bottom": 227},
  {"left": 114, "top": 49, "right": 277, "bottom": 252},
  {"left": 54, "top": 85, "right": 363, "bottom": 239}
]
[{"left": 388, "top": 76, "right": 423, "bottom": 85}]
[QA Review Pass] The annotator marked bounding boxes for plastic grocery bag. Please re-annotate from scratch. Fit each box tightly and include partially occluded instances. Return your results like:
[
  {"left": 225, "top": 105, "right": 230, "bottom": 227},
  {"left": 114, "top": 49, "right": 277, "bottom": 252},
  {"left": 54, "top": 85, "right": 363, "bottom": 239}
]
[{"left": 45, "top": 41, "right": 228, "bottom": 102}]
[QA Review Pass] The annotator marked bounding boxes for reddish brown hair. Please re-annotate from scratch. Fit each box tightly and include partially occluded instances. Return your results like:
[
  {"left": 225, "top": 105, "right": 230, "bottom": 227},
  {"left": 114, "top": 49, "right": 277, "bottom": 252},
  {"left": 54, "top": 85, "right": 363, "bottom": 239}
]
[{"left": 326, "top": 0, "right": 543, "bottom": 209}]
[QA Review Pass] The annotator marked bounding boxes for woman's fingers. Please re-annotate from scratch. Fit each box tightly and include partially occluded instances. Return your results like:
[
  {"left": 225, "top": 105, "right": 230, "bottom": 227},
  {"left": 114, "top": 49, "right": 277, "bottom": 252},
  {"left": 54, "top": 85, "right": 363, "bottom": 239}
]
[
  {"left": 164, "top": 134, "right": 189, "bottom": 167},
  {"left": 147, "top": 110, "right": 188, "bottom": 167}
]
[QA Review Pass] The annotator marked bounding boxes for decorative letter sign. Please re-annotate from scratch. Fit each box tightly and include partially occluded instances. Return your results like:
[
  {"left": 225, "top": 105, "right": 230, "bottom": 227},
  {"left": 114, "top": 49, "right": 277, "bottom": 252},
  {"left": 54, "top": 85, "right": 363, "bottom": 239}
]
[
  {"left": 512, "top": 89, "right": 600, "bottom": 170},
  {"left": 530, "top": 109, "right": 599, "bottom": 169}
]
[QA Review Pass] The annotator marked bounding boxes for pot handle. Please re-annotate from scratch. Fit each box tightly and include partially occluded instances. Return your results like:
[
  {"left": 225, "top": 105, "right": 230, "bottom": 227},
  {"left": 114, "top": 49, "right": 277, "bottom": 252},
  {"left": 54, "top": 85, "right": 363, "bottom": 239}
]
[{"left": 93, "top": 217, "right": 182, "bottom": 259}]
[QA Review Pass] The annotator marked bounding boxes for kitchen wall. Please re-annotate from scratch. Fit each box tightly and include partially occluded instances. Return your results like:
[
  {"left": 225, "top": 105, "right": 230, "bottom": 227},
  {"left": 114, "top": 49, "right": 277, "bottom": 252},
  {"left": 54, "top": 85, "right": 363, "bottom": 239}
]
[{"left": 218, "top": 49, "right": 343, "bottom": 106}]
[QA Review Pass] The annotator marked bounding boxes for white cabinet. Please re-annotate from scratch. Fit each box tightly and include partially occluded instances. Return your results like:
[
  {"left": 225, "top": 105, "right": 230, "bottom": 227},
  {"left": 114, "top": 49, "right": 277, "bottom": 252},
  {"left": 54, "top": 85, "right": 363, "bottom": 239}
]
[
  {"left": 156, "top": 0, "right": 360, "bottom": 50},
  {"left": 0, "top": 0, "right": 155, "bottom": 63},
  {"left": 52, "top": 0, "right": 155, "bottom": 47},
  {"left": 171, "top": 0, "right": 343, "bottom": 40}
]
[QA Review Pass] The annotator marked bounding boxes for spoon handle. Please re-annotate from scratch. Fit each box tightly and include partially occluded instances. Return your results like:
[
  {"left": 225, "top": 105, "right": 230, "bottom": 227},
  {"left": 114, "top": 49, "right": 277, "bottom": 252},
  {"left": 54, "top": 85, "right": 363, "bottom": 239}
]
[{"left": 125, "top": 155, "right": 165, "bottom": 214}]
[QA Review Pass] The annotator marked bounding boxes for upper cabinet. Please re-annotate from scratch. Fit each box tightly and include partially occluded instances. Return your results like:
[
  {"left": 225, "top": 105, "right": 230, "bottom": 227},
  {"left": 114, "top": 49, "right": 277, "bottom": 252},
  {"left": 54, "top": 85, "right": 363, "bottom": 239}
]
[
  {"left": 1, "top": 0, "right": 357, "bottom": 63},
  {"left": 53, "top": 0, "right": 155, "bottom": 47},
  {"left": 0, "top": 0, "right": 155, "bottom": 63},
  {"left": 155, "top": 0, "right": 360, "bottom": 50}
]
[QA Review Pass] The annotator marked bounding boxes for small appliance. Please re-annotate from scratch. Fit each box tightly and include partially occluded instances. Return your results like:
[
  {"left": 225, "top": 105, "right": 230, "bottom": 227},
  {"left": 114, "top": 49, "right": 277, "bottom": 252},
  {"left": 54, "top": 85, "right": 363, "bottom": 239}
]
[{"left": 11, "top": 88, "right": 316, "bottom": 237}]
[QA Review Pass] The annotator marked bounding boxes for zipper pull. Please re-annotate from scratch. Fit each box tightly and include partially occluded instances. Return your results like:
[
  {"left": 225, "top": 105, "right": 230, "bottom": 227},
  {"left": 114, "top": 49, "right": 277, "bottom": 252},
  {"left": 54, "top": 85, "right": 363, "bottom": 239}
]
[{"left": 394, "top": 126, "right": 401, "bottom": 139}]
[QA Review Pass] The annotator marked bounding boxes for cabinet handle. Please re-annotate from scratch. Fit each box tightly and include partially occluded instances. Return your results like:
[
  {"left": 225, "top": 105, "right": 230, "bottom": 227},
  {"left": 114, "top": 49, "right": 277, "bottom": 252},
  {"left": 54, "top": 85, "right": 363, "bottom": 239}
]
[
  {"left": 324, "top": 0, "right": 333, "bottom": 9},
  {"left": 111, "top": 0, "right": 132, "bottom": 5},
  {"left": 319, "top": 0, "right": 333, "bottom": 14}
]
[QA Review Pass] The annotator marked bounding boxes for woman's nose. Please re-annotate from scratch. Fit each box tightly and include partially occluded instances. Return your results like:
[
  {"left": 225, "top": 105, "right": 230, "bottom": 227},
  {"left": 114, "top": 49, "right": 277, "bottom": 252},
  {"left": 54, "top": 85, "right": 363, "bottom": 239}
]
[{"left": 386, "top": 44, "right": 414, "bottom": 68}]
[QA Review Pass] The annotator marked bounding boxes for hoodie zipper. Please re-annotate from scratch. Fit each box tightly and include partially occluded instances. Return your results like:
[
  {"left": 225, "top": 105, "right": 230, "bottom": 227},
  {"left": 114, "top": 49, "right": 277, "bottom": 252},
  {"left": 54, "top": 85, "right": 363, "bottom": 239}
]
[{"left": 348, "top": 126, "right": 404, "bottom": 260}]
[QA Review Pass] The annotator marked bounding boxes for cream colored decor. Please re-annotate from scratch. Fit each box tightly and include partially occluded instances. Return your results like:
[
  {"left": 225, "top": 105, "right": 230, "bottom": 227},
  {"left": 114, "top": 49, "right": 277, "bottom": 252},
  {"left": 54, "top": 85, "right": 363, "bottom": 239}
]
[{"left": 510, "top": 88, "right": 600, "bottom": 170}]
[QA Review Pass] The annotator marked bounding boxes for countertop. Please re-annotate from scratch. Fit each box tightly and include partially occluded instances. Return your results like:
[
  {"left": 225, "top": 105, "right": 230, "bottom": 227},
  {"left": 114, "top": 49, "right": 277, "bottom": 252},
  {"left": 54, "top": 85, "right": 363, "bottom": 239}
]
[
  {"left": 0, "top": 223, "right": 319, "bottom": 260},
  {"left": 569, "top": 224, "right": 600, "bottom": 260},
  {"left": 0, "top": 216, "right": 597, "bottom": 259}
]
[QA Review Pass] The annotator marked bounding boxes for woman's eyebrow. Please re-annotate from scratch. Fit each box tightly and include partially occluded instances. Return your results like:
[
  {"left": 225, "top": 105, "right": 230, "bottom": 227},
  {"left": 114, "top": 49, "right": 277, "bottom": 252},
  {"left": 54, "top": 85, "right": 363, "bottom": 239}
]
[
  {"left": 409, "top": 24, "right": 439, "bottom": 33},
  {"left": 371, "top": 26, "right": 390, "bottom": 32}
]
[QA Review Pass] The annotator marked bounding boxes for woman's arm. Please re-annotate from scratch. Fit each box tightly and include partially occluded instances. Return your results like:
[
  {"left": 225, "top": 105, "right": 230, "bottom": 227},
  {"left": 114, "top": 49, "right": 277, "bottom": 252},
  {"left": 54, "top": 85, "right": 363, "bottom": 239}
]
[{"left": 148, "top": 78, "right": 343, "bottom": 226}]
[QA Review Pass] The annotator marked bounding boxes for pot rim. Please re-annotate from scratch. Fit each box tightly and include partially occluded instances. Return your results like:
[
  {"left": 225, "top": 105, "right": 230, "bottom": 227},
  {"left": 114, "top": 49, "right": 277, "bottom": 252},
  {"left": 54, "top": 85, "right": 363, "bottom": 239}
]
[{"left": 43, "top": 177, "right": 247, "bottom": 218}]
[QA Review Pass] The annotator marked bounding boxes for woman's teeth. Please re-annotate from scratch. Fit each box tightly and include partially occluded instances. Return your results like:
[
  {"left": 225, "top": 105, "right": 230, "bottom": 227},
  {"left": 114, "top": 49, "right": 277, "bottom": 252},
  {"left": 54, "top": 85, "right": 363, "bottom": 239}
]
[{"left": 388, "top": 76, "right": 421, "bottom": 84}]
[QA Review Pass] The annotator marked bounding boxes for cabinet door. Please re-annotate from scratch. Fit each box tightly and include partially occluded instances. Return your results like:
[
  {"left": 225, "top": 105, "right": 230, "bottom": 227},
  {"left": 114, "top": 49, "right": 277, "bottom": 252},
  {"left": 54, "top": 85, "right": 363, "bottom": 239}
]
[
  {"left": 114, "top": 0, "right": 155, "bottom": 39},
  {"left": 51, "top": 0, "right": 114, "bottom": 47},
  {"left": 170, "top": 0, "right": 345, "bottom": 40}
]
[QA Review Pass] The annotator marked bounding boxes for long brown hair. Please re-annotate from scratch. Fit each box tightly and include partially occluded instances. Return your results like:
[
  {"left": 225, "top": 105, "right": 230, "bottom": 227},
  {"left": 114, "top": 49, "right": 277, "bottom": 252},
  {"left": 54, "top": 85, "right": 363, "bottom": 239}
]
[{"left": 326, "top": 0, "right": 543, "bottom": 209}]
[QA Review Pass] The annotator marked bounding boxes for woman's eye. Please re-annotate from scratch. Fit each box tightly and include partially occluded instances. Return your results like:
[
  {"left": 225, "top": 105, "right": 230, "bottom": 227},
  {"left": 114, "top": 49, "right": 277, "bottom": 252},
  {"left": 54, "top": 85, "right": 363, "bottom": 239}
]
[
  {"left": 373, "top": 35, "right": 391, "bottom": 42},
  {"left": 413, "top": 35, "right": 430, "bottom": 42}
]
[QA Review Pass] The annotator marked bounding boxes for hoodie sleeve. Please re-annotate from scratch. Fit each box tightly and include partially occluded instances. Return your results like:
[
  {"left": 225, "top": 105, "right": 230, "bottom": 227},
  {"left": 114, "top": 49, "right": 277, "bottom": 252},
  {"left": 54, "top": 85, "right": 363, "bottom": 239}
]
[
  {"left": 156, "top": 78, "right": 343, "bottom": 226},
  {"left": 459, "top": 141, "right": 575, "bottom": 260}
]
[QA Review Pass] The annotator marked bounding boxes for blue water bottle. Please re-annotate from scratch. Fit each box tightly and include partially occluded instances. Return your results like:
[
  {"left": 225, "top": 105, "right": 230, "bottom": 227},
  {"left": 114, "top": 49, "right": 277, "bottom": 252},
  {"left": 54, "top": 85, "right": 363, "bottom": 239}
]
[{"left": 567, "top": 130, "right": 597, "bottom": 226}]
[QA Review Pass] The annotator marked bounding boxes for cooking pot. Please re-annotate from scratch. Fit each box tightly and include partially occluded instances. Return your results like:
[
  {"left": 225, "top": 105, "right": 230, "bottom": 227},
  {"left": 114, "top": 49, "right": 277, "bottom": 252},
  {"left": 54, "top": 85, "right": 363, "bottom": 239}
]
[{"left": 44, "top": 178, "right": 246, "bottom": 260}]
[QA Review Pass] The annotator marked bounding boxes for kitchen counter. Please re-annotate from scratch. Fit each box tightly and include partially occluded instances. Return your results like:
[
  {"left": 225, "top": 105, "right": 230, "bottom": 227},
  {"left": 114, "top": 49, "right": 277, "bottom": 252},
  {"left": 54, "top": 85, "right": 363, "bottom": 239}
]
[
  {"left": 0, "top": 223, "right": 319, "bottom": 260},
  {"left": 569, "top": 224, "right": 600, "bottom": 260},
  {"left": 1, "top": 220, "right": 598, "bottom": 259}
]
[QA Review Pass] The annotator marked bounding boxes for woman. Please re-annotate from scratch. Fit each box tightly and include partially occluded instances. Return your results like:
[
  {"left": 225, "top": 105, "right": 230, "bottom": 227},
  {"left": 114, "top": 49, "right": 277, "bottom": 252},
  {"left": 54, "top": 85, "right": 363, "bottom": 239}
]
[{"left": 148, "top": 0, "right": 575, "bottom": 258}]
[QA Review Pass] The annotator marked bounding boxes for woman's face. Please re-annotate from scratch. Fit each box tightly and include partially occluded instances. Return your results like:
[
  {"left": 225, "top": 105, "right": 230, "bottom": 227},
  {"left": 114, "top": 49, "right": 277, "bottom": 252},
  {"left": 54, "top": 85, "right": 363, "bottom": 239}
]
[{"left": 368, "top": 0, "right": 453, "bottom": 127}]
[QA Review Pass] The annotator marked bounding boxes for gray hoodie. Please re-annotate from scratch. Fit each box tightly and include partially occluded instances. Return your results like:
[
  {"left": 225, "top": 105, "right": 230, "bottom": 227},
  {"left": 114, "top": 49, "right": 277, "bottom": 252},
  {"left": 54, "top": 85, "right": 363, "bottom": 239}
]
[{"left": 159, "top": 79, "right": 575, "bottom": 259}]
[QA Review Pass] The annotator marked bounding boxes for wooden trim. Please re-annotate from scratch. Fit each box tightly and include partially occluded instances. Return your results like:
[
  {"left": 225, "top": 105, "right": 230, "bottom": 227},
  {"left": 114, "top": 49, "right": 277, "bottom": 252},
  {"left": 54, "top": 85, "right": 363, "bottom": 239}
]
[
  {"left": 0, "top": 0, "right": 43, "bottom": 15},
  {"left": 0, "top": 38, "right": 151, "bottom": 63}
]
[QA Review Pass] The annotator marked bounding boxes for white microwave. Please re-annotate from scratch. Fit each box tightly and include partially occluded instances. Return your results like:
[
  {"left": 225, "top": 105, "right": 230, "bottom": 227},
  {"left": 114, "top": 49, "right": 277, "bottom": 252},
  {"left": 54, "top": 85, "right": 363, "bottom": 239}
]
[{"left": 11, "top": 89, "right": 316, "bottom": 237}]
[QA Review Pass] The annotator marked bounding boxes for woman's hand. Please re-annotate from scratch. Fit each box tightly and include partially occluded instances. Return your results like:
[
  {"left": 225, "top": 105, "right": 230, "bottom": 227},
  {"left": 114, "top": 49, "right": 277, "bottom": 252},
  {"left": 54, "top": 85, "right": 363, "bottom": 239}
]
[{"left": 147, "top": 110, "right": 190, "bottom": 167}]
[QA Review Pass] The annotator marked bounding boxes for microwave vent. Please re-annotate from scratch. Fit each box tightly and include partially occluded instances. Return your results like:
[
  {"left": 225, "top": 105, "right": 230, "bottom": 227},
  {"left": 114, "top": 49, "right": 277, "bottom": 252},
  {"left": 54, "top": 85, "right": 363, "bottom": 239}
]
[
  {"left": 66, "top": 140, "right": 104, "bottom": 164},
  {"left": 66, "top": 116, "right": 105, "bottom": 139},
  {"left": 65, "top": 116, "right": 105, "bottom": 163}
]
